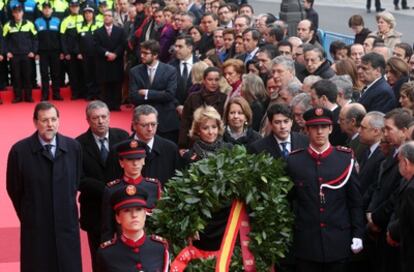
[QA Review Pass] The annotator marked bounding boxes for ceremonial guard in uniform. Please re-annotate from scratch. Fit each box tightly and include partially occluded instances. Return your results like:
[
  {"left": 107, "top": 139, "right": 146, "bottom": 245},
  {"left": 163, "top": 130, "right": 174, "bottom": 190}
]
[
  {"left": 100, "top": 139, "right": 161, "bottom": 242},
  {"left": 35, "top": 2, "right": 63, "bottom": 101},
  {"left": 97, "top": 184, "right": 169, "bottom": 272},
  {"left": 286, "top": 107, "right": 365, "bottom": 272}
]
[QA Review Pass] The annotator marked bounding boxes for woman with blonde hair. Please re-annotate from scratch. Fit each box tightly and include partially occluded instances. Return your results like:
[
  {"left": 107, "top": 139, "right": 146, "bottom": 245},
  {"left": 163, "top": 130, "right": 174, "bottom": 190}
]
[
  {"left": 183, "top": 106, "right": 232, "bottom": 163},
  {"left": 223, "top": 96, "right": 262, "bottom": 146},
  {"left": 188, "top": 61, "right": 209, "bottom": 94},
  {"left": 241, "top": 73, "right": 269, "bottom": 131},
  {"left": 222, "top": 59, "right": 244, "bottom": 99},
  {"left": 368, "top": 11, "right": 401, "bottom": 49}
]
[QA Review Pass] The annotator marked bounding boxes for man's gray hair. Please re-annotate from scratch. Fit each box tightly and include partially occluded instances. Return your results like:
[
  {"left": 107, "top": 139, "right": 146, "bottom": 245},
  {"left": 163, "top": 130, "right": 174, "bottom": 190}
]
[
  {"left": 345, "top": 103, "right": 366, "bottom": 127},
  {"left": 287, "top": 81, "right": 302, "bottom": 97},
  {"left": 133, "top": 104, "right": 158, "bottom": 123},
  {"left": 331, "top": 75, "right": 354, "bottom": 100},
  {"left": 399, "top": 141, "right": 414, "bottom": 164},
  {"left": 86, "top": 100, "right": 109, "bottom": 118},
  {"left": 365, "top": 111, "right": 385, "bottom": 129},
  {"left": 303, "top": 75, "right": 322, "bottom": 86},
  {"left": 290, "top": 93, "right": 312, "bottom": 111},
  {"left": 272, "top": 55, "right": 295, "bottom": 74}
]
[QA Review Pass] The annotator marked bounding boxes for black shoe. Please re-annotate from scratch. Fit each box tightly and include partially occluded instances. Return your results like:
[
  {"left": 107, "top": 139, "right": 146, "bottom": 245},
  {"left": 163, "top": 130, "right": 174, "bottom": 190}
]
[
  {"left": 25, "top": 97, "right": 34, "bottom": 103},
  {"left": 12, "top": 97, "right": 22, "bottom": 103},
  {"left": 367, "top": 8, "right": 371, "bottom": 13},
  {"left": 402, "top": 5, "right": 410, "bottom": 9},
  {"left": 394, "top": 5, "right": 400, "bottom": 10},
  {"left": 71, "top": 95, "right": 79, "bottom": 100},
  {"left": 53, "top": 95, "right": 64, "bottom": 101},
  {"left": 41, "top": 96, "right": 48, "bottom": 101},
  {"left": 376, "top": 7, "right": 385, "bottom": 11}
]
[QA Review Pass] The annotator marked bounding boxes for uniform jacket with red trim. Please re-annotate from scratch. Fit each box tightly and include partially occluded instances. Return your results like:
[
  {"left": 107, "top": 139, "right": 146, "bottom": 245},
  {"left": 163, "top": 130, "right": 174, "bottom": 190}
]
[{"left": 286, "top": 145, "right": 364, "bottom": 262}]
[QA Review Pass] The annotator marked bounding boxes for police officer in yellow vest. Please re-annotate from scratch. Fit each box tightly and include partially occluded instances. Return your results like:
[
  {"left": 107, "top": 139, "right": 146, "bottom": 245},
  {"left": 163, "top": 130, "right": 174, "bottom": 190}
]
[
  {"left": 36, "top": 0, "right": 69, "bottom": 19},
  {"left": 3, "top": 4, "right": 37, "bottom": 103},
  {"left": 77, "top": 5, "right": 102, "bottom": 100},
  {"left": 60, "top": 0, "right": 84, "bottom": 99}
]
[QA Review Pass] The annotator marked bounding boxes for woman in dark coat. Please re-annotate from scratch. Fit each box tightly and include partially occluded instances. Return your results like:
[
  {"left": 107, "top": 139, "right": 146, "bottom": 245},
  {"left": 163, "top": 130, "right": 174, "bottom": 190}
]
[
  {"left": 223, "top": 96, "right": 261, "bottom": 146},
  {"left": 182, "top": 106, "right": 232, "bottom": 251},
  {"left": 178, "top": 67, "right": 227, "bottom": 149}
]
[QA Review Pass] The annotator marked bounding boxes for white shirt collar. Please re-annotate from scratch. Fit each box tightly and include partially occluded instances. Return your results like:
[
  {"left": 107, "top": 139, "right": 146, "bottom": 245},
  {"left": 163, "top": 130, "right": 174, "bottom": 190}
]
[
  {"left": 309, "top": 144, "right": 331, "bottom": 155},
  {"left": 38, "top": 134, "right": 57, "bottom": 147},
  {"left": 134, "top": 134, "right": 154, "bottom": 151},
  {"left": 369, "top": 141, "right": 380, "bottom": 157},
  {"left": 365, "top": 76, "right": 382, "bottom": 92}
]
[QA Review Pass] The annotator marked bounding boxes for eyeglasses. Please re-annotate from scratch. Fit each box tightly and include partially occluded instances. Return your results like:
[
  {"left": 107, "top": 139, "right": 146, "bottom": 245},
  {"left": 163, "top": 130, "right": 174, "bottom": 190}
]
[{"left": 137, "top": 122, "right": 158, "bottom": 128}]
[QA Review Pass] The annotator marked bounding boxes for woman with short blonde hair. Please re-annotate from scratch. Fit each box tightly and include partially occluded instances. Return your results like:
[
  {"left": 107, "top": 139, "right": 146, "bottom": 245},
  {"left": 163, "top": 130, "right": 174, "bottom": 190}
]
[{"left": 368, "top": 11, "right": 401, "bottom": 49}]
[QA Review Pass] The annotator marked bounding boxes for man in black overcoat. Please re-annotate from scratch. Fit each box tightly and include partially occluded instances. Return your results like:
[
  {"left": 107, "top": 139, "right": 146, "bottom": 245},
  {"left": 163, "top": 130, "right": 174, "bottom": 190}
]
[
  {"left": 76, "top": 100, "right": 129, "bottom": 271},
  {"left": 6, "top": 102, "right": 82, "bottom": 272}
]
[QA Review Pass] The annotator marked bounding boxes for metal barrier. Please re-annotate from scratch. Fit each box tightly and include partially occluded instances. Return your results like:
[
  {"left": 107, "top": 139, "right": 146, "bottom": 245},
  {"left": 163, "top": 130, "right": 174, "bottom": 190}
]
[{"left": 317, "top": 29, "right": 355, "bottom": 61}]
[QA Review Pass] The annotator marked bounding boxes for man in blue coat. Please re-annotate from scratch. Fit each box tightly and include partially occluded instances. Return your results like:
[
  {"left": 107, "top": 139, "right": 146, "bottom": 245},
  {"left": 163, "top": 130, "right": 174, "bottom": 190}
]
[
  {"left": 6, "top": 102, "right": 83, "bottom": 272},
  {"left": 358, "top": 52, "right": 397, "bottom": 113}
]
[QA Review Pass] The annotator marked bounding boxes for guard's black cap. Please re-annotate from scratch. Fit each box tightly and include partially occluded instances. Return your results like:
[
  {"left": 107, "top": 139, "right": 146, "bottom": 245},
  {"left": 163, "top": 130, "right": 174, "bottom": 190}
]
[
  {"left": 111, "top": 185, "right": 148, "bottom": 211},
  {"left": 116, "top": 139, "right": 147, "bottom": 159},
  {"left": 303, "top": 107, "right": 333, "bottom": 126}
]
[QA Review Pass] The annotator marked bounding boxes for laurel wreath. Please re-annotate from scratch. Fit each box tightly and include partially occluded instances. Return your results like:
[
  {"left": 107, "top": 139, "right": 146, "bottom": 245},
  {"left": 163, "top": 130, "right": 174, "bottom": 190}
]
[{"left": 150, "top": 145, "right": 294, "bottom": 270}]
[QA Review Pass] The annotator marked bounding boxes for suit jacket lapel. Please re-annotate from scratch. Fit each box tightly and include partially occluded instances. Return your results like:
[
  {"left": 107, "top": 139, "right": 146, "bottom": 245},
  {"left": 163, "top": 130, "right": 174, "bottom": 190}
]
[{"left": 86, "top": 129, "right": 106, "bottom": 166}]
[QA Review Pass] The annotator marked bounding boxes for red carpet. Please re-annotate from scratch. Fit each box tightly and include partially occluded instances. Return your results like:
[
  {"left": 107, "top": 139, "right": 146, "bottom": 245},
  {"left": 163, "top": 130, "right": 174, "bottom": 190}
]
[{"left": 0, "top": 87, "right": 134, "bottom": 271}]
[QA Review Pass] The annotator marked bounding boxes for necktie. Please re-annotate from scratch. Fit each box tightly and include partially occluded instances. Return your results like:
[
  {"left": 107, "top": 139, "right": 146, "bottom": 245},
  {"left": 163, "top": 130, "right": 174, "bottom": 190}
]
[
  {"left": 100, "top": 138, "right": 108, "bottom": 162},
  {"left": 44, "top": 144, "right": 54, "bottom": 158},
  {"left": 106, "top": 27, "right": 111, "bottom": 36},
  {"left": 359, "top": 148, "right": 371, "bottom": 170},
  {"left": 149, "top": 67, "right": 155, "bottom": 85},
  {"left": 182, "top": 62, "right": 188, "bottom": 90},
  {"left": 280, "top": 142, "right": 289, "bottom": 159}
]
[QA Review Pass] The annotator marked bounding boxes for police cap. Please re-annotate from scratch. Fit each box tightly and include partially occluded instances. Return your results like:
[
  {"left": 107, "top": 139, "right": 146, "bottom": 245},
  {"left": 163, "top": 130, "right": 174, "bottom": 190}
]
[
  {"left": 69, "top": 0, "right": 80, "bottom": 6},
  {"left": 303, "top": 107, "right": 333, "bottom": 126},
  {"left": 42, "top": 2, "right": 52, "bottom": 8},
  {"left": 83, "top": 5, "right": 95, "bottom": 12},
  {"left": 11, "top": 4, "right": 23, "bottom": 11},
  {"left": 116, "top": 139, "right": 147, "bottom": 159},
  {"left": 111, "top": 184, "right": 148, "bottom": 211}
]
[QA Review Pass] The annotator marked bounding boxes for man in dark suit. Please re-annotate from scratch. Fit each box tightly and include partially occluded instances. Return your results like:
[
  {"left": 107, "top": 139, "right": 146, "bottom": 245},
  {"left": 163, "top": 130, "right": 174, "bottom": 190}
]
[
  {"left": 7, "top": 102, "right": 82, "bottom": 272},
  {"left": 131, "top": 104, "right": 180, "bottom": 186},
  {"left": 286, "top": 107, "right": 364, "bottom": 272},
  {"left": 311, "top": 79, "right": 348, "bottom": 146},
  {"left": 366, "top": 108, "right": 412, "bottom": 272},
  {"left": 169, "top": 35, "right": 199, "bottom": 117},
  {"left": 359, "top": 111, "right": 386, "bottom": 204},
  {"left": 387, "top": 142, "right": 414, "bottom": 272},
  {"left": 76, "top": 100, "right": 129, "bottom": 271},
  {"left": 237, "top": 27, "right": 261, "bottom": 64},
  {"left": 94, "top": 10, "right": 126, "bottom": 111},
  {"left": 358, "top": 52, "right": 397, "bottom": 113},
  {"left": 129, "top": 39, "right": 179, "bottom": 143},
  {"left": 338, "top": 103, "right": 368, "bottom": 160},
  {"left": 249, "top": 103, "right": 308, "bottom": 159}
]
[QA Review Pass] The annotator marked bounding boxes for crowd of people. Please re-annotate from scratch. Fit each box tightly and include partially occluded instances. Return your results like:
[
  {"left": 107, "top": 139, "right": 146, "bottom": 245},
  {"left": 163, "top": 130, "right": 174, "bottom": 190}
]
[{"left": 4, "top": 0, "right": 414, "bottom": 271}]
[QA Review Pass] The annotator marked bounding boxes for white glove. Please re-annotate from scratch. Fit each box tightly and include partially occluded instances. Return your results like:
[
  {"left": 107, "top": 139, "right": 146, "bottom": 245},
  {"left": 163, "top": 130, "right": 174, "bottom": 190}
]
[{"left": 351, "top": 238, "right": 363, "bottom": 254}]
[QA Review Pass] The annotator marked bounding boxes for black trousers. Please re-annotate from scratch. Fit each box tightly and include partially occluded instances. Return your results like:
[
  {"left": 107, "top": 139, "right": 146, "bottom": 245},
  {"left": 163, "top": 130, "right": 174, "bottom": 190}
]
[
  {"left": 394, "top": 0, "right": 407, "bottom": 7},
  {"left": 39, "top": 51, "right": 61, "bottom": 99},
  {"left": 0, "top": 59, "right": 8, "bottom": 89},
  {"left": 81, "top": 55, "right": 99, "bottom": 99},
  {"left": 67, "top": 55, "right": 85, "bottom": 98},
  {"left": 100, "top": 81, "right": 122, "bottom": 111},
  {"left": 10, "top": 55, "right": 32, "bottom": 99},
  {"left": 296, "top": 258, "right": 347, "bottom": 272},
  {"left": 366, "top": 0, "right": 381, "bottom": 9},
  {"left": 87, "top": 230, "right": 100, "bottom": 272}
]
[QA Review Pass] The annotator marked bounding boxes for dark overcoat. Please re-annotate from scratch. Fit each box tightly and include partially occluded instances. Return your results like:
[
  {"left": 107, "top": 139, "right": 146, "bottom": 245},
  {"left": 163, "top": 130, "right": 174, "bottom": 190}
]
[{"left": 6, "top": 132, "right": 83, "bottom": 272}]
